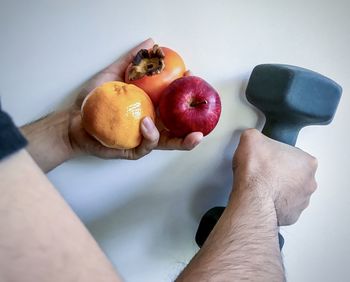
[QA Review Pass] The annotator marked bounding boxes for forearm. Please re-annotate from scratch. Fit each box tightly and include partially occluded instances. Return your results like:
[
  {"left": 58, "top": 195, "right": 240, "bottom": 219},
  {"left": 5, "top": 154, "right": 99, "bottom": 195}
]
[
  {"left": 0, "top": 150, "right": 121, "bottom": 282},
  {"left": 20, "top": 110, "right": 74, "bottom": 172},
  {"left": 177, "top": 182, "right": 284, "bottom": 281}
]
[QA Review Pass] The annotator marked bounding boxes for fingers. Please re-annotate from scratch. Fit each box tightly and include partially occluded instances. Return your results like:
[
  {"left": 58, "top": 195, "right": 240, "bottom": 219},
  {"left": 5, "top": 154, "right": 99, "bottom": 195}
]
[
  {"left": 103, "top": 38, "right": 155, "bottom": 79},
  {"left": 182, "top": 132, "right": 203, "bottom": 150},
  {"left": 158, "top": 131, "right": 203, "bottom": 150},
  {"left": 133, "top": 117, "right": 160, "bottom": 158},
  {"left": 86, "top": 117, "right": 159, "bottom": 160}
]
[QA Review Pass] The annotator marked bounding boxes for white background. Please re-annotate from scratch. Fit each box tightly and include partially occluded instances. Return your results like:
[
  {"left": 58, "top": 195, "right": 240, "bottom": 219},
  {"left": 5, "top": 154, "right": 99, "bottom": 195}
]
[{"left": 1, "top": 0, "right": 349, "bottom": 281}]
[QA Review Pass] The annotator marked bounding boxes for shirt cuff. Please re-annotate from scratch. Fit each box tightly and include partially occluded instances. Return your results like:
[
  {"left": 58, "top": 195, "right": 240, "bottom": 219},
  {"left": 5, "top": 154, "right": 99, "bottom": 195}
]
[{"left": 0, "top": 110, "right": 28, "bottom": 160}]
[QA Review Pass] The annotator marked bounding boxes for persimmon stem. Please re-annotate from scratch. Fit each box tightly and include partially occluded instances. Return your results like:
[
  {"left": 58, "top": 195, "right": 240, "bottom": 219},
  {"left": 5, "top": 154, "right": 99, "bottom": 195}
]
[{"left": 128, "top": 45, "right": 165, "bottom": 81}]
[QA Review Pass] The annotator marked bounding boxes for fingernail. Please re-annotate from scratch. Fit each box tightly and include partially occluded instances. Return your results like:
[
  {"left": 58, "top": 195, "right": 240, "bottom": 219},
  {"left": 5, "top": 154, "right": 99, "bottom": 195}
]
[{"left": 142, "top": 117, "right": 156, "bottom": 133}]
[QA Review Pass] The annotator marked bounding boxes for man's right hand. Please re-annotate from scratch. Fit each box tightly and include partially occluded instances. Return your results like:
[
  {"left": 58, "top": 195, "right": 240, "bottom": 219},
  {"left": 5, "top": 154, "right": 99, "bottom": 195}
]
[{"left": 232, "top": 128, "right": 318, "bottom": 226}]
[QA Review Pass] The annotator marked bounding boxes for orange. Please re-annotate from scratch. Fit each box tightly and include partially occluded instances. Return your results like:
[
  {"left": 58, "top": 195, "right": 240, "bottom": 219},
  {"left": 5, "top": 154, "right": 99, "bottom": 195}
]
[{"left": 81, "top": 81, "right": 155, "bottom": 149}]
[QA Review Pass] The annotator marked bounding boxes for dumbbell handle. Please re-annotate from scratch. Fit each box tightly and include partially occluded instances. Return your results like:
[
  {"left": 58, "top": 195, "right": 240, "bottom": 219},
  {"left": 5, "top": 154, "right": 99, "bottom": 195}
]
[
  {"left": 196, "top": 120, "right": 299, "bottom": 249},
  {"left": 262, "top": 118, "right": 300, "bottom": 146}
]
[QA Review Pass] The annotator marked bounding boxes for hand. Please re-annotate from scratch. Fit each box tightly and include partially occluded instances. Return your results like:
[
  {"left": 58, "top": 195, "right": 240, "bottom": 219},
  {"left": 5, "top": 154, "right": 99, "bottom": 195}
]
[
  {"left": 69, "top": 38, "right": 203, "bottom": 160},
  {"left": 232, "top": 129, "right": 318, "bottom": 226}
]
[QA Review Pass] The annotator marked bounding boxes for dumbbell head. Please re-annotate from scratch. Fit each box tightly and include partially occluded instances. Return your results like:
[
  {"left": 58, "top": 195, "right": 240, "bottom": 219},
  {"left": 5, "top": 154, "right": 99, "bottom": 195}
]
[
  {"left": 246, "top": 64, "right": 342, "bottom": 145},
  {"left": 195, "top": 207, "right": 225, "bottom": 247}
]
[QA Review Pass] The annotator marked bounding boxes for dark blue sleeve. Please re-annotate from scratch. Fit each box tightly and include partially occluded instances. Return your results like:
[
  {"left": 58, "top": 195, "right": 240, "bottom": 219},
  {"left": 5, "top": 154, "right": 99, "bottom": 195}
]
[{"left": 0, "top": 104, "right": 28, "bottom": 160}]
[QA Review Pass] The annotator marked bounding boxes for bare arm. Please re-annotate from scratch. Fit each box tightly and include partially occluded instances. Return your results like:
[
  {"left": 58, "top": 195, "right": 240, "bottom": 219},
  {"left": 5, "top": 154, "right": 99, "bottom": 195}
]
[
  {"left": 177, "top": 184, "right": 283, "bottom": 281},
  {"left": 0, "top": 150, "right": 122, "bottom": 282},
  {"left": 177, "top": 129, "right": 317, "bottom": 281}
]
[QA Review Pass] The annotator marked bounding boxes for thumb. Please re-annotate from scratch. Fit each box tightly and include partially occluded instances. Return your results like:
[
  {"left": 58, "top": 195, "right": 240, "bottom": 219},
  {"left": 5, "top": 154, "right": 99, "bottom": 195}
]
[{"left": 134, "top": 117, "right": 160, "bottom": 158}]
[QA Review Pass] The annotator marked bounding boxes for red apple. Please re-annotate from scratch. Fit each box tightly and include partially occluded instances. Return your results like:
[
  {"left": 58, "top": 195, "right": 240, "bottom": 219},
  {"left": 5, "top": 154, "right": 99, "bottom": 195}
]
[{"left": 159, "top": 76, "right": 221, "bottom": 137}]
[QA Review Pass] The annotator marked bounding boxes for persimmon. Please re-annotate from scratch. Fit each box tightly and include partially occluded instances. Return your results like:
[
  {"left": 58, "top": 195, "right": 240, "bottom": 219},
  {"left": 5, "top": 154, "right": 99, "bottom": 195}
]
[
  {"left": 125, "top": 44, "right": 186, "bottom": 106},
  {"left": 81, "top": 81, "right": 155, "bottom": 149}
]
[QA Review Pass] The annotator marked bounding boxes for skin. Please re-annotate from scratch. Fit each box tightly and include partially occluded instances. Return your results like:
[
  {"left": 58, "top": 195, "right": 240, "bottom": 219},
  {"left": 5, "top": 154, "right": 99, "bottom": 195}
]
[
  {"left": 0, "top": 149, "right": 122, "bottom": 282},
  {"left": 177, "top": 129, "right": 317, "bottom": 281},
  {"left": 21, "top": 38, "right": 203, "bottom": 172},
  {"left": 1, "top": 39, "right": 318, "bottom": 281}
]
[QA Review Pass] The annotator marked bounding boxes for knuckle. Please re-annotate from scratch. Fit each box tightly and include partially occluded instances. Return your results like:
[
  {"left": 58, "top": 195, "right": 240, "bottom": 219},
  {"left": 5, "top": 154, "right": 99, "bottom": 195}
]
[
  {"left": 285, "top": 213, "right": 300, "bottom": 226},
  {"left": 122, "top": 149, "right": 133, "bottom": 160},
  {"left": 147, "top": 141, "right": 158, "bottom": 151},
  {"left": 303, "top": 199, "right": 310, "bottom": 209},
  {"left": 146, "top": 133, "right": 159, "bottom": 147},
  {"left": 142, "top": 145, "right": 154, "bottom": 155},
  {"left": 184, "top": 143, "right": 194, "bottom": 151},
  {"left": 310, "top": 179, "right": 318, "bottom": 193},
  {"left": 153, "top": 130, "right": 160, "bottom": 142},
  {"left": 309, "top": 155, "right": 318, "bottom": 169},
  {"left": 279, "top": 217, "right": 294, "bottom": 226},
  {"left": 143, "top": 134, "right": 159, "bottom": 151},
  {"left": 241, "top": 128, "right": 261, "bottom": 142},
  {"left": 183, "top": 138, "right": 198, "bottom": 151},
  {"left": 237, "top": 128, "right": 261, "bottom": 157},
  {"left": 132, "top": 155, "right": 141, "bottom": 160}
]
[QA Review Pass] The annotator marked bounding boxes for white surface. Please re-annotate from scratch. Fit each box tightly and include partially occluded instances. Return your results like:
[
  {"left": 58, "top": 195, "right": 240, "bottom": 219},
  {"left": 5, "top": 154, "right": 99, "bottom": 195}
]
[{"left": 1, "top": 0, "right": 349, "bottom": 281}]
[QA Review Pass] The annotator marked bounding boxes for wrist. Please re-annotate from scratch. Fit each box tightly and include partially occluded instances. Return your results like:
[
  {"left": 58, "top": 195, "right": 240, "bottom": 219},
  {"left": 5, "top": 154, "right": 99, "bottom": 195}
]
[
  {"left": 180, "top": 173, "right": 283, "bottom": 281},
  {"left": 226, "top": 178, "right": 280, "bottom": 248},
  {"left": 54, "top": 110, "right": 76, "bottom": 161},
  {"left": 21, "top": 110, "right": 75, "bottom": 172},
  {"left": 228, "top": 183, "right": 277, "bottom": 227},
  {"left": 229, "top": 172, "right": 276, "bottom": 212}
]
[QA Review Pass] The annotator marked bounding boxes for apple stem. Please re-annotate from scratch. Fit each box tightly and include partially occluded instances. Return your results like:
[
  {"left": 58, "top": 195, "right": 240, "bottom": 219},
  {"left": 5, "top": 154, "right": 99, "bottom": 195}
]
[{"left": 190, "top": 100, "right": 208, "bottom": 107}]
